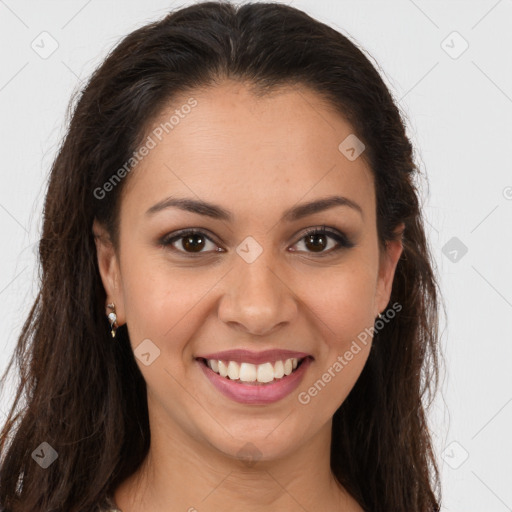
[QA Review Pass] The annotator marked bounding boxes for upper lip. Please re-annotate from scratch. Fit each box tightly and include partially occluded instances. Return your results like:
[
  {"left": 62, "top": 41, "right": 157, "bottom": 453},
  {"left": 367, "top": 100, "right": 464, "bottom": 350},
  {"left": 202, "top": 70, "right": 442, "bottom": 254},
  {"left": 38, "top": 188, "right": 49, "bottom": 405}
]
[{"left": 196, "top": 349, "right": 313, "bottom": 365}]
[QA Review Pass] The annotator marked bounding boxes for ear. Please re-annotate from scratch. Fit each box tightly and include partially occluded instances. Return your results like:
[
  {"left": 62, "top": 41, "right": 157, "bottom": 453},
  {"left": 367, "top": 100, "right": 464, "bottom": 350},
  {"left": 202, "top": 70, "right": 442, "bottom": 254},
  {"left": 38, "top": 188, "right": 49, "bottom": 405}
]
[
  {"left": 93, "top": 219, "right": 125, "bottom": 325},
  {"left": 374, "top": 222, "right": 405, "bottom": 317}
]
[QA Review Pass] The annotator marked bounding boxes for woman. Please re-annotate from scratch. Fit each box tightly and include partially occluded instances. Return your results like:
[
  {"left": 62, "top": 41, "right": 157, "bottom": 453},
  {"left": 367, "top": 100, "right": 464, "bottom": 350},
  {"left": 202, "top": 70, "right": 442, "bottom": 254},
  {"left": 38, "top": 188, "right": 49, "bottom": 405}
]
[{"left": 0, "top": 2, "right": 443, "bottom": 511}]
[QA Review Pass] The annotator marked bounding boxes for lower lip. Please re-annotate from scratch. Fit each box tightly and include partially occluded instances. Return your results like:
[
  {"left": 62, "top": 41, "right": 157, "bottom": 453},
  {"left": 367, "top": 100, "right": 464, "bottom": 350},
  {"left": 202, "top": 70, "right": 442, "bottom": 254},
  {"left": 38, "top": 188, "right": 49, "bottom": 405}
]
[{"left": 197, "top": 357, "right": 312, "bottom": 405}]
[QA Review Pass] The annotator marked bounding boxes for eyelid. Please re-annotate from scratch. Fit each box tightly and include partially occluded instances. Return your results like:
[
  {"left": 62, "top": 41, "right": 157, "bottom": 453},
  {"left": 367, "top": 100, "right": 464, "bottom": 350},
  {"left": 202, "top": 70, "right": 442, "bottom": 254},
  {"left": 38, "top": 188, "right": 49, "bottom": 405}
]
[
  {"left": 292, "top": 226, "right": 355, "bottom": 253},
  {"left": 159, "top": 228, "right": 222, "bottom": 253},
  {"left": 159, "top": 225, "right": 354, "bottom": 255}
]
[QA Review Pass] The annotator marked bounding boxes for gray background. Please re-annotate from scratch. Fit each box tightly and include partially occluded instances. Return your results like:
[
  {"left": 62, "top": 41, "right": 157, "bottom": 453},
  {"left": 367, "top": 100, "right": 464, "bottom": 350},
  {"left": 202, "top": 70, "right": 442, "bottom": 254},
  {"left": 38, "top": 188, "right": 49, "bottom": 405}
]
[{"left": 1, "top": 1, "right": 511, "bottom": 510}]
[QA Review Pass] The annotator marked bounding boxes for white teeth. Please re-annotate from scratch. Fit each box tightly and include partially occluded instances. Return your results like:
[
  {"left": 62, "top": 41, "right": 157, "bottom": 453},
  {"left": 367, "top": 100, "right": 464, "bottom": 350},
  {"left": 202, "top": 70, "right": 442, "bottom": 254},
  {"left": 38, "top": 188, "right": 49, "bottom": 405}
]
[
  {"left": 218, "top": 360, "right": 228, "bottom": 378},
  {"left": 239, "top": 362, "right": 257, "bottom": 382},
  {"left": 227, "top": 361, "right": 239, "bottom": 380},
  {"left": 205, "top": 357, "right": 305, "bottom": 383},
  {"left": 273, "top": 360, "right": 284, "bottom": 379},
  {"left": 256, "top": 362, "right": 274, "bottom": 383}
]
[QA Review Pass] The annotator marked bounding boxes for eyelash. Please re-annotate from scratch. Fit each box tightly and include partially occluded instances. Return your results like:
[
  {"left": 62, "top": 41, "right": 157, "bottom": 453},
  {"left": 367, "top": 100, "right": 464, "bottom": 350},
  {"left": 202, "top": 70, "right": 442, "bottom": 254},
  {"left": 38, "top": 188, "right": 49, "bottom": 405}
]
[{"left": 159, "top": 226, "right": 355, "bottom": 257}]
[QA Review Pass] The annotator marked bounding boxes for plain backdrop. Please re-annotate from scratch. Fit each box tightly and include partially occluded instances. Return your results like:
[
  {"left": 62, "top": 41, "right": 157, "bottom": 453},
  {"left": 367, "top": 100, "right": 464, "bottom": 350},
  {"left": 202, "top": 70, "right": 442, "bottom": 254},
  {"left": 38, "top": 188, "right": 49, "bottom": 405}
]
[{"left": 1, "top": 1, "right": 511, "bottom": 510}]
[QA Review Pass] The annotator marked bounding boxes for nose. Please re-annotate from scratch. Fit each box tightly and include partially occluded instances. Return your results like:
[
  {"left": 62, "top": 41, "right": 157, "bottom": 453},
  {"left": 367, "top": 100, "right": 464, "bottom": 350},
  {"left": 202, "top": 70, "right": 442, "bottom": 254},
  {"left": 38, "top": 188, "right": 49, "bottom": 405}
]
[{"left": 218, "top": 254, "right": 298, "bottom": 337}]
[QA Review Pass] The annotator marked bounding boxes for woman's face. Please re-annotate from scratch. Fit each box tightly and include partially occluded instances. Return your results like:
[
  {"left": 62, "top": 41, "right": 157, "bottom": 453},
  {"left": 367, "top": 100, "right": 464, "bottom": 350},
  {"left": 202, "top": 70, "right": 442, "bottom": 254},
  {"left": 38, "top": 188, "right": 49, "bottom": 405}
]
[{"left": 96, "top": 80, "right": 403, "bottom": 463}]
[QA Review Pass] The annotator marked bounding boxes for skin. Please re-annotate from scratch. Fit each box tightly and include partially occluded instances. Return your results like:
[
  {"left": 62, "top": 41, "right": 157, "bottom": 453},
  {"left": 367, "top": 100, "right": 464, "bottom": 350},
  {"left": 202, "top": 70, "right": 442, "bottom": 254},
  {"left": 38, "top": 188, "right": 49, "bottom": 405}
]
[{"left": 94, "top": 80, "right": 404, "bottom": 512}]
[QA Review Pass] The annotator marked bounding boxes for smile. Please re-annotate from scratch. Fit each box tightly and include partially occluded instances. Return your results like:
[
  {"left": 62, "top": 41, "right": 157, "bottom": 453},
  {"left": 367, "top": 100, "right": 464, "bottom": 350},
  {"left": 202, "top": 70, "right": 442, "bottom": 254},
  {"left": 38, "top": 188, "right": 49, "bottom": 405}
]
[
  {"left": 200, "top": 357, "right": 305, "bottom": 384},
  {"left": 195, "top": 351, "right": 313, "bottom": 405}
]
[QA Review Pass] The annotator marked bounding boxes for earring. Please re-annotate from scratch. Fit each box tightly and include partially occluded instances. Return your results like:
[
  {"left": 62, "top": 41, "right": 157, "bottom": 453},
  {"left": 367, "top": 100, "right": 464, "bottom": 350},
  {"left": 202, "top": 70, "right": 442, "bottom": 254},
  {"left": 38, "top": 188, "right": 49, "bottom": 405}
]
[
  {"left": 377, "top": 312, "right": 383, "bottom": 319},
  {"left": 106, "top": 303, "right": 118, "bottom": 338}
]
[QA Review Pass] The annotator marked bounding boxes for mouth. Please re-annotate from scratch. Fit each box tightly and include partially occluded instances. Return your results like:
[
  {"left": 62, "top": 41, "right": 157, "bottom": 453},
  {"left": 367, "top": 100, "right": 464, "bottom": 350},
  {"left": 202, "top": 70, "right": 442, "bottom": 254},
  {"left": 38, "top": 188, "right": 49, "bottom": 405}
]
[
  {"left": 195, "top": 353, "right": 314, "bottom": 405},
  {"left": 196, "top": 356, "right": 311, "bottom": 386}
]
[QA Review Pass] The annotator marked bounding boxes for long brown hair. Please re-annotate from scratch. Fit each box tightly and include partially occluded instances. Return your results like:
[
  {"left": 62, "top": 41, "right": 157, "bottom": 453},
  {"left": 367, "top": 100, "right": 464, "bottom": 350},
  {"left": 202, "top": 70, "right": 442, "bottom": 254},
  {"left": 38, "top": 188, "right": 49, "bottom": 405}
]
[{"left": 0, "top": 2, "right": 444, "bottom": 510}]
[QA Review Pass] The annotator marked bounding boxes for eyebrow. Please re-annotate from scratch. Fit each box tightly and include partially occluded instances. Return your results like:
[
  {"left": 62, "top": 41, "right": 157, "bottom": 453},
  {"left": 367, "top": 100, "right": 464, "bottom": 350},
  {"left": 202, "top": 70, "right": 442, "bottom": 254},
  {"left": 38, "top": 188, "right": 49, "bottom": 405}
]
[{"left": 145, "top": 194, "right": 363, "bottom": 221}]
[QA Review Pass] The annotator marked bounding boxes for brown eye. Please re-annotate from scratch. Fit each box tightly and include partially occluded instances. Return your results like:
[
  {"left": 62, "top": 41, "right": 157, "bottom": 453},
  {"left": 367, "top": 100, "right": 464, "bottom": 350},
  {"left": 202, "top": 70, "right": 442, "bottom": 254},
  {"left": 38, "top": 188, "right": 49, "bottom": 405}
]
[
  {"left": 161, "top": 229, "right": 222, "bottom": 254},
  {"left": 160, "top": 226, "right": 354, "bottom": 257},
  {"left": 290, "top": 226, "right": 354, "bottom": 255},
  {"left": 181, "top": 233, "right": 206, "bottom": 252},
  {"left": 304, "top": 232, "right": 328, "bottom": 252}
]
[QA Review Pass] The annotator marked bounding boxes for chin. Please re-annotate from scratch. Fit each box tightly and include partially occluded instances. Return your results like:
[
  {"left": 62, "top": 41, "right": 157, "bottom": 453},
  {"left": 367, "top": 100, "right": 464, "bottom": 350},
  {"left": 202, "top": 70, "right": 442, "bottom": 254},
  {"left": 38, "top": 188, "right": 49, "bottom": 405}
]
[{"left": 202, "top": 415, "right": 310, "bottom": 465}]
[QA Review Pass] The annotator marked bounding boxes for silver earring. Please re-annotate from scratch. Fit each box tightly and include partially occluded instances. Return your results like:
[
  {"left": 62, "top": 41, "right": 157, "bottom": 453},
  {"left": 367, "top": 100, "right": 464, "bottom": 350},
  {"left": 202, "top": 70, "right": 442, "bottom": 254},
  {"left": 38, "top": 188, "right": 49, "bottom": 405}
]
[
  {"left": 106, "top": 303, "right": 118, "bottom": 338},
  {"left": 377, "top": 312, "right": 383, "bottom": 319}
]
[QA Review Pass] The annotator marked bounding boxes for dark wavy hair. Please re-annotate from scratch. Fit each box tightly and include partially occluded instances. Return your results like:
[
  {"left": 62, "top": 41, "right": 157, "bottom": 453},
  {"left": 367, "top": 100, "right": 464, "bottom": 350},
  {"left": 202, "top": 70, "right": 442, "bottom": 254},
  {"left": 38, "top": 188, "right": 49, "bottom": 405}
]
[{"left": 0, "top": 2, "right": 444, "bottom": 510}]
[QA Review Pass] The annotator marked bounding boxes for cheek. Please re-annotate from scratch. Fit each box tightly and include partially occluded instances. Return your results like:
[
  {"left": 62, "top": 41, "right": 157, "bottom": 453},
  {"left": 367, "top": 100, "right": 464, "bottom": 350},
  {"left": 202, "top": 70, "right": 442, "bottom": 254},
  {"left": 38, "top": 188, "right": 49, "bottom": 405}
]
[
  {"left": 301, "top": 261, "right": 377, "bottom": 339},
  {"left": 119, "top": 249, "right": 217, "bottom": 356},
  {"left": 294, "top": 262, "right": 376, "bottom": 405}
]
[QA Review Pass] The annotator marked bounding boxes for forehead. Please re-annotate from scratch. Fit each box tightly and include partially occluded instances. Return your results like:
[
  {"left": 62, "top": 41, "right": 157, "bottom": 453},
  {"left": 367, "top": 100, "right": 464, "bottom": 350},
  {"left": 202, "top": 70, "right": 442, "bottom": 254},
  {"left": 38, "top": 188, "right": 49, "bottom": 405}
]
[{"left": 121, "top": 80, "right": 375, "bottom": 222}]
